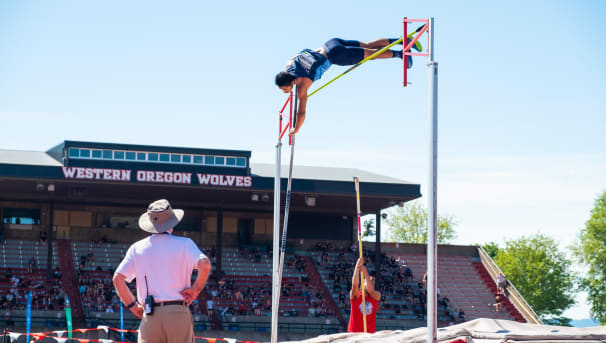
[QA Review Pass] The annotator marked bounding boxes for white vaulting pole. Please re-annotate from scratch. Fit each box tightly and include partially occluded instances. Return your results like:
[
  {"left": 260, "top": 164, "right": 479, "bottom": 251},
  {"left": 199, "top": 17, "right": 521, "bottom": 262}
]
[{"left": 426, "top": 17, "right": 439, "bottom": 343}]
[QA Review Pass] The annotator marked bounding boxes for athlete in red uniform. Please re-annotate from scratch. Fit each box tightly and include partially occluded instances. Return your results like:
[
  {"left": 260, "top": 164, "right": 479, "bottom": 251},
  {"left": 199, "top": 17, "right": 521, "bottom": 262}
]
[{"left": 347, "top": 257, "right": 382, "bottom": 333}]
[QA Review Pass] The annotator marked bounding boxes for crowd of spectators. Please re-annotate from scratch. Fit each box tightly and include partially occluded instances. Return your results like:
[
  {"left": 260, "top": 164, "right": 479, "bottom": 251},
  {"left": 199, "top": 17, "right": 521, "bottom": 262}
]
[
  {"left": 201, "top": 246, "right": 332, "bottom": 319},
  {"left": 0, "top": 265, "right": 65, "bottom": 311}
]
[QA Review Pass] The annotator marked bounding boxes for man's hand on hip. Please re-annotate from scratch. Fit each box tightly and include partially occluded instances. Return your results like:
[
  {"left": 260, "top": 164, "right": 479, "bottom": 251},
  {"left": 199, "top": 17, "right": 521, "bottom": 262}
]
[
  {"left": 180, "top": 285, "right": 202, "bottom": 305},
  {"left": 131, "top": 303, "right": 144, "bottom": 319}
]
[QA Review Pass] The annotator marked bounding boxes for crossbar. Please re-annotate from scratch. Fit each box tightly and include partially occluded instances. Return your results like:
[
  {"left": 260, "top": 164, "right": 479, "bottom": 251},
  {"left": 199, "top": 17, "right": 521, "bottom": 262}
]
[{"left": 308, "top": 37, "right": 403, "bottom": 98}]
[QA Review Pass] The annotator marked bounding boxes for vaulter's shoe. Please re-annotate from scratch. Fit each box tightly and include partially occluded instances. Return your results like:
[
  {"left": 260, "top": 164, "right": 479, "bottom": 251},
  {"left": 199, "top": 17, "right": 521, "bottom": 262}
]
[
  {"left": 407, "top": 37, "right": 423, "bottom": 52},
  {"left": 407, "top": 55, "right": 413, "bottom": 69}
]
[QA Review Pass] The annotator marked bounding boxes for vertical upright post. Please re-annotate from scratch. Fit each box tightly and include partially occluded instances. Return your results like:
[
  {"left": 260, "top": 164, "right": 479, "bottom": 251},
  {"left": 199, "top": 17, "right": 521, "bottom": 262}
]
[
  {"left": 374, "top": 211, "right": 381, "bottom": 289},
  {"left": 271, "top": 91, "right": 294, "bottom": 343},
  {"left": 216, "top": 208, "right": 223, "bottom": 276},
  {"left": 271, "top": 141, "right": 281, "bottom": 343},
  {"left": 47, "top": 199, "right": 54, "bottom": 277},
  {"left": 271, "top": 97, "right": 285, "bottom": 343},
  {"left": 426, "top": 17, "right": 438, "bottom": 343},
  {"left": 403, "top": 17, "right": 408, "bottom": 87}
]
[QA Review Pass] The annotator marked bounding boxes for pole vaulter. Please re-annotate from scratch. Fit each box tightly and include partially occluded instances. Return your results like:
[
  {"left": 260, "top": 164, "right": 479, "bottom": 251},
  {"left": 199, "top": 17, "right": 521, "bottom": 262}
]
[{"left": 271, "top": 18, "right": 435, "bottom": 343}]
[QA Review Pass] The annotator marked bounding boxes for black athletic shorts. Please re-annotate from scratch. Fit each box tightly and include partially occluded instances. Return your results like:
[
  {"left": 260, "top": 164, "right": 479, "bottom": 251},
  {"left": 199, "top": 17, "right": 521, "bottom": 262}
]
[{"left": 323, "top": 38, "right": 364, "bottom": 66}]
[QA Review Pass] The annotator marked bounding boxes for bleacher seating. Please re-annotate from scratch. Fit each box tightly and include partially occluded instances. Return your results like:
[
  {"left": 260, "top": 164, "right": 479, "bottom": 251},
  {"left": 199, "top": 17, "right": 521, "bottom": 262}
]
[
  {"left": 206, "top": 247, "right": 336, "bottom": 320},
  {"left": 388, "top": 253, "right": 514, "bottom": 321},
  {"left": 1, "top": 238, "right": 525, "bottom": 333},
  {"left": 0, "top": 240, "right": 63, "bottom": 311},
  {"left": 0, "top": 239, "right": 58, "bottom": 269}
]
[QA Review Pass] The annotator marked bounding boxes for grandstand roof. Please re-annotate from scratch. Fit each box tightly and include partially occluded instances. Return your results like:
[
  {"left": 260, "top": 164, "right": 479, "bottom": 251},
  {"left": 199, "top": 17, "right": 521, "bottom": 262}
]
[{"left": 0, "top": 141, "right": 421, "bottom": 213}]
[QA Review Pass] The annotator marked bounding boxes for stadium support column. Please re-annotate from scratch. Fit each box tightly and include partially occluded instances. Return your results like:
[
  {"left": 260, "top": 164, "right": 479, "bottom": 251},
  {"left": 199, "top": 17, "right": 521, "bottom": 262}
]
[
  {"left": 46, "top": 199, "right": 55, "bottom": 277},
  {"left": 426, "top": 17, "right": 438, "bottom": 343},
  {"left": 375, "top": 210, "right": 381, "bottom": 286},
  {"left": 216, "top": 208, "right": 223, "bottom": 277}
]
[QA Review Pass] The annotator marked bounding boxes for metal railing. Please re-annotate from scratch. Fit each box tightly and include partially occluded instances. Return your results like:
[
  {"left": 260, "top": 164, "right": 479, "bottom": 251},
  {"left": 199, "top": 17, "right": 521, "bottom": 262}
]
[{"left": 477, "top": 246, "right": 542, "bottom": 324}]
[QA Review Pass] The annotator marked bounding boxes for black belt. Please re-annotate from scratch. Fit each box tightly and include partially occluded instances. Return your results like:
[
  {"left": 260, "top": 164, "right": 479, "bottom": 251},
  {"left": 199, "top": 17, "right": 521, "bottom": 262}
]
[{"left": 153, "top": 300, "right": 186, "bottom": 307}]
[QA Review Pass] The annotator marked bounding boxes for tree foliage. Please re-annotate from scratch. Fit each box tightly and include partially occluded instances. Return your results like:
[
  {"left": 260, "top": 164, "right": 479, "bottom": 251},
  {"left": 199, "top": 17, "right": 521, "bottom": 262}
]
[
  {"left": 483, "top": 242, "right": 501, "bottom": 259},
  {"left": 494, "top": 234, "right": 575, "bottom": 319},
  {"left": 362, "top": 218, "right": 375, "bottom": 238},
  {"left": 384, "top": 202, "right": 456, "bottom": 244},
  {"left": 574, "top": 190, "right": 606, "bottom": 325}
]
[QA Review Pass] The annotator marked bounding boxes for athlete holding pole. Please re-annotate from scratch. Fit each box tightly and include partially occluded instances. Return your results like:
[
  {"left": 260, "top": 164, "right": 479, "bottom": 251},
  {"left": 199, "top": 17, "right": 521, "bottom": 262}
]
[{"left": 348, "top": 177, "right": 381, "bottom": 333}]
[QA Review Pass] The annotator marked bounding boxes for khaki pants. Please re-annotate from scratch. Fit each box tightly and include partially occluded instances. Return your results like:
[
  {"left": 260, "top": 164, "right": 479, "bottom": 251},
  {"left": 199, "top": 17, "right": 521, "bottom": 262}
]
[{"left": 138, "top": 304, "right": 193, "bottom": 343}]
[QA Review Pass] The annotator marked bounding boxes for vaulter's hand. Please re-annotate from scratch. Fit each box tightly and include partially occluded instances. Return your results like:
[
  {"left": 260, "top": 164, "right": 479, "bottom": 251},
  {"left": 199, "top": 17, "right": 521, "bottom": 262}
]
[
  {"left": 288, "top": 127, "right": 298, "bottom": 137},
  {"left": 355, "top": 256, "right": 364, "bottom": 270}
]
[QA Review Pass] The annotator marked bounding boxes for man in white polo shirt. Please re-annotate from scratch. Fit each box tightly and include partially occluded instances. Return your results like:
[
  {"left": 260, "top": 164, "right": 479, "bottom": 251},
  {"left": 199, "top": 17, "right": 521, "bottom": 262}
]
[{"left": 113, "top": 199, "right": 211, "bottom": 343}]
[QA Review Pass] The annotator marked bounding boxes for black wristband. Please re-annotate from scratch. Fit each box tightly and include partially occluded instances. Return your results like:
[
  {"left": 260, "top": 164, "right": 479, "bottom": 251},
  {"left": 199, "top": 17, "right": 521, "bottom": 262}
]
[{"left": 126, "top": 300, "right": 137, "bottom": 309}]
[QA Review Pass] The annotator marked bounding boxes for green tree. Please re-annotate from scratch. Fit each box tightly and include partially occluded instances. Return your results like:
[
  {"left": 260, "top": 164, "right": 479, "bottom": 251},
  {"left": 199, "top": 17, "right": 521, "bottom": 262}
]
[
  {"left": 362, "top": 218, "right": 375, "bottom": 238},
  {"left": 494, "top": 234, "right": 575, "bottom": 320},
  {"left": 384, "top": 202, "right": 456, "bottom": 243},
  {"left": 574, "top": 190, "right": 606, "bottom": 325},
  {"left": 483, "top": 242, "right": 501, "bottom": 259}
]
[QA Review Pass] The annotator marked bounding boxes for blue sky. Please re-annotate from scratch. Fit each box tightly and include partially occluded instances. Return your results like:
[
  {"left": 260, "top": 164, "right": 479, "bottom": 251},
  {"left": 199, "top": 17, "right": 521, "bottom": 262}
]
[{"left": 1, "top": 1, "right": 605, "bottom": 321}]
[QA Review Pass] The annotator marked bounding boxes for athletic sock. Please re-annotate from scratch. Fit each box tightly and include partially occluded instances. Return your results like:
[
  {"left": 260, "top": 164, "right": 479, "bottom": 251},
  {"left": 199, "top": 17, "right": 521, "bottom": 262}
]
[
  {"left": 388, "top": 38, "right": 403, "bottom": 45},
  {"left": 392, "top": 50, "right": 403, "bottom": 59}
]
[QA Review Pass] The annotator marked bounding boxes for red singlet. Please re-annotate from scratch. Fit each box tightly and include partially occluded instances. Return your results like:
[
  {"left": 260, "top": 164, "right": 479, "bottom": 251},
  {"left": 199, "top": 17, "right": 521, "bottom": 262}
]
[{"left": 347, "top": 293, "right": 379, "bottom": 333}]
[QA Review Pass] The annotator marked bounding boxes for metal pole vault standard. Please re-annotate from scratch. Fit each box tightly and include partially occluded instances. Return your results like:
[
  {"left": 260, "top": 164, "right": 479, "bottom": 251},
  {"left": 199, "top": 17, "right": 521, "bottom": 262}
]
[
  {"left": 426, "top": 17, "right": 438, "bottom": 343},
  {"left": 271, "top": 90, "right": 295, "bottom": 343},
  {"left": 353, "top": 177, "right": 367, "bottom": 333}
]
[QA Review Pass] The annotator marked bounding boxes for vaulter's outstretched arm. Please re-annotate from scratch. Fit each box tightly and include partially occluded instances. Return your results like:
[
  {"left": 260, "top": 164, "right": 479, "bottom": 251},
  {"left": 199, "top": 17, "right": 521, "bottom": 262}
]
[
  {"left": 289, "top": 77, "right": 313, "bottom": 137},
  {"left": 350, "top": 257, "right": 364, "bottom": 299}
]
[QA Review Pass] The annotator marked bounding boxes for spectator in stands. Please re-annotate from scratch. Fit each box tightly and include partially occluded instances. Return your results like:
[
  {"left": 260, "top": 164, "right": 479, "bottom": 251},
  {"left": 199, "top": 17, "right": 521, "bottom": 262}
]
[
  {"left": 87, "top": 249, "right": 95, "bottom": 267},
  {"left": 497, "top": 272, "right": 509, "bottom": 297},
  {"left": 52, "top": 267, "right": 62, "bottom": 280},
  {"left": 458, "top": 308, "right": 465, "bottom": 321},
  {"left": 206, "top": 298, "right": 214, "bottom": 317},
  {"left": 39, "top": 231, "right": 47, "bottom": 245},
  {"left": 4, "top": 268, "right": 13, "bottom": 281},
  {"left": 348, "top": 257, "right": 381, "bottom": 333},
  {"left": 27, "top": 257, "right": 36, "bottom": 273},
  {"left": 113, "top": 199, "right": 211, "bottom": 343},
  {"left": 491, "top": 294, "right": 503, "bottom": 312}
]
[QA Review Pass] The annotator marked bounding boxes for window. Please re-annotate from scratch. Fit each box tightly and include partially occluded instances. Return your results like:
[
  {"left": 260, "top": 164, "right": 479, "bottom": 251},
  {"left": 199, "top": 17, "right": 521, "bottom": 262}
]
[
  {"left": 159, "top": 154, "right": 169, "bottom": 162},
  {"left": 171, "top": 154, "right": 181, "bottom": 163},
  {"left": 114, "top": 151, "right": 125, "bottom": 160},
  {"left": 205, "top": 156, "right": 214, "bottom": 165},
  {"left": 80, "top": 149, "right": 91, "bottom": 158},
  {"left": 175, "top": 215, "right": 200, "bottom": 231},
  {"left": 137, "top": 152, "right": 146, "bottom": 161},
  {"left": 148, "top": 153, "right": 158, "bottom": 161},
  {"left": 92, "top": 150, "right": 102, "bottom": 158},
  {"left": 102, "top": 150, "right": 112, "bottom": 159},
  {"left": 193, "top": 155, "right": 204, "bottom": 164},
  {"left": 236, "top": 157, "right": 246, "bottom": 167},
  {"left": 215, "top": 157, "right": 225, "bottom": 165},
  {"left": 69, "top": 148, "right": 79, "bottom": 158},
  {"left": 2, "top": 208, "right": 41, "bottom": 225},
  {"left": 182, "top": 155, "right": 191, "bottom": 163},
  {"left": 126, "top": 151, "right": 136, "bottom": 160},
  {"left": 226, "top": 157, "right": 236, "bottom": 166}
]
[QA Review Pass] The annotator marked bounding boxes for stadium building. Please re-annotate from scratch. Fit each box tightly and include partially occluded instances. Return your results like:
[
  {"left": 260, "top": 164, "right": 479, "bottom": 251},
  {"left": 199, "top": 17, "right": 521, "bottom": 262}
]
[{"left": 0, "top": 141, "right": 538, "bottom": 341}]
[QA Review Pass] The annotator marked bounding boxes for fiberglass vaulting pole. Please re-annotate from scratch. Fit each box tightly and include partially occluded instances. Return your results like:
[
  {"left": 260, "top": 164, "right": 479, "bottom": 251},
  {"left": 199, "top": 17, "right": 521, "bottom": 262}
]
[{"left": 426, "top": 17, "right": 438, "bottom": 343}]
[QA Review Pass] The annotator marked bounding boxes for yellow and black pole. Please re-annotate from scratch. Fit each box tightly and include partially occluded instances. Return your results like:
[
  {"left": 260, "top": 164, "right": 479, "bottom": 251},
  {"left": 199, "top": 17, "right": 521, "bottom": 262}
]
[{"left": 353, "top": 177, "right": 367, "bottom": 333}]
